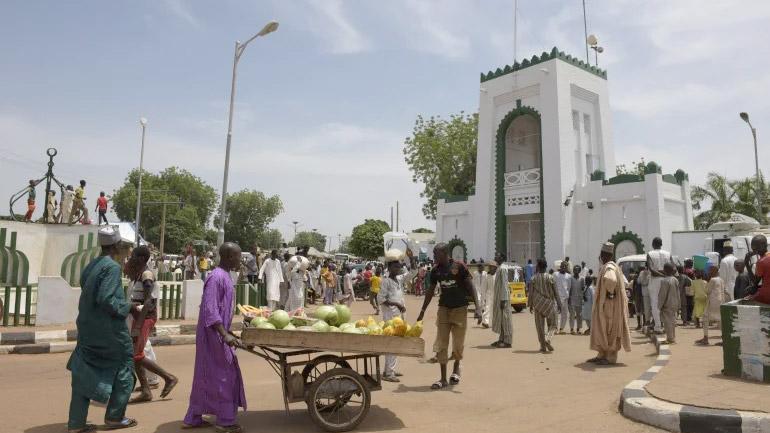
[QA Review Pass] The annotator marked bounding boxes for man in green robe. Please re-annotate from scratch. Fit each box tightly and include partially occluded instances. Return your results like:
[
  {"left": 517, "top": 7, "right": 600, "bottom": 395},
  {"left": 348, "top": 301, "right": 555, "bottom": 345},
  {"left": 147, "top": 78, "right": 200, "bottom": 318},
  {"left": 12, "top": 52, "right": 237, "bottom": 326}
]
[{"left": 67, "top": 226, "right": 137, "bottom": 432}]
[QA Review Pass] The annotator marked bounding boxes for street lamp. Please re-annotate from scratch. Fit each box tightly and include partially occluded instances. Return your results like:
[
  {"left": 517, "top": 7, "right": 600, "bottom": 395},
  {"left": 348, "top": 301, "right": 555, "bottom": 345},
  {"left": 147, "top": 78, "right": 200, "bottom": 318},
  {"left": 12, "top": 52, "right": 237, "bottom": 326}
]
[
  {"left": 740, "top": 112, "right": 762, "bottom": 221},
  {"left": 216, "top": 20, "right": 280, "bottom": 249},
  {"left": 135, "top": 117, "right": 148, "bottom": 245}
]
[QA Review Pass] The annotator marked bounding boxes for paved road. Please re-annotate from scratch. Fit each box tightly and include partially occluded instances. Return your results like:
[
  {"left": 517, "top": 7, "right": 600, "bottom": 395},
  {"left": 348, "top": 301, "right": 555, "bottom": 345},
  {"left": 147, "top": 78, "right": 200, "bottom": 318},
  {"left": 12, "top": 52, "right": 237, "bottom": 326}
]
[{"left": 3, "top": 295, "right": 663, "bottom": 433}]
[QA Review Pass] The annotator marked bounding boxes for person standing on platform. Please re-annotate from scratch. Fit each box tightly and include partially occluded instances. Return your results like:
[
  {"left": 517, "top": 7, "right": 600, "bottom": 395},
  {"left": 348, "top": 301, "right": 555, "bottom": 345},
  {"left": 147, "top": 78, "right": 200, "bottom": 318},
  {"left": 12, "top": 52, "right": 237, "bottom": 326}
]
[
  {"left": 258, "top": 250, "right": 284, "bottom": 310},
  {"left": 588, "top": 242, "right": 631, "bottom": 365},
  {"left": 658, "top": 263, "right": 680, "bottom": 345},
  {"left": 24, "top": 179, "right": 38, "bottom": 222},
  {"left": 529, "top": 258, "right": 560, "bottom": 353},
  {"left": 183, "top": 243, "right": 246, "bottom": 432},
  {"left": 66, "top": 227, "right": 136, "bottom": 432},
  {"left": 646, "top": 237, "right": 673, "bottom": 334},
  {"left": 490, "top": 261, "right": 512, "bottom": 348},
  {"left": 95, "top": 192, "right": 109, "bottom": 225}
]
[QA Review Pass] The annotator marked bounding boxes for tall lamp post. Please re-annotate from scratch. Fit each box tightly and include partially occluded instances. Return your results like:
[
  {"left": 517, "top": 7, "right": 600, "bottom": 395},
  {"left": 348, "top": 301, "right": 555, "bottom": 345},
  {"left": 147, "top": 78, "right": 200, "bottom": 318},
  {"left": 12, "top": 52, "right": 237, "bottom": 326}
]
[
  {"left": 740, "top": 112, "right": 762, "bottom": 221},
  {"left": 216, "top": 20, "right": 280, "bottom": 248},
  {"left": 135, "top": 117, "right": 148, "bottom": 245}
]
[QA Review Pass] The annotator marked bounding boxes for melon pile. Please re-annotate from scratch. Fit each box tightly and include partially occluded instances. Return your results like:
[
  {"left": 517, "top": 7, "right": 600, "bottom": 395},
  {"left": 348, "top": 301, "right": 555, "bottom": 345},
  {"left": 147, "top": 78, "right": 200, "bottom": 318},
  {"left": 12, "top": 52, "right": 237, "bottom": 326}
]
[{"left": 245, "top": 304, "right": 423, "bottom": 337}]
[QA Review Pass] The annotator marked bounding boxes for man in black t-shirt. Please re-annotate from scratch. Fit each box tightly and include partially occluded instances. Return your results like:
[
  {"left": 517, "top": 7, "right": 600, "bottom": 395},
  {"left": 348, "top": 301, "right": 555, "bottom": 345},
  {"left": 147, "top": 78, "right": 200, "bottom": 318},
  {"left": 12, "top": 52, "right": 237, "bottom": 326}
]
[{"left": 417, "top": 243, "right": 480, "bottom": 390}]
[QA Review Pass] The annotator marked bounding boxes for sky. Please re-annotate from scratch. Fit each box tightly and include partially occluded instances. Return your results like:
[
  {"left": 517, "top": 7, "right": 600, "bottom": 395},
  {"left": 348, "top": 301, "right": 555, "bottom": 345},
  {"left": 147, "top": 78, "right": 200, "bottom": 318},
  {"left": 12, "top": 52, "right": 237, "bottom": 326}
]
[{"left": 2, "top": 0, "right": 770, "bottom": 249}]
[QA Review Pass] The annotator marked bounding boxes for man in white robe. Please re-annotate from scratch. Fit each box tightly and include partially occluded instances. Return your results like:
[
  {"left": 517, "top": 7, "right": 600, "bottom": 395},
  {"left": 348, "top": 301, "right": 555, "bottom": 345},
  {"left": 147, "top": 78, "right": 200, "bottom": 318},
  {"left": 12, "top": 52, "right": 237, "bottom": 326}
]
[
  {"left": 258, "top": 250, "right": 284, "bottom": 310},
  {"left": 474, "top": 263, "right": 491, "bottom": 328},
  {"left": 646, "top": 237, "right": 672, "bottom": 334},
  {"left": 718, "top": 241, "right": 738, "bottom": 302},
  {"left": 490, "top": 262, "right": 512, "bottom": 347}
]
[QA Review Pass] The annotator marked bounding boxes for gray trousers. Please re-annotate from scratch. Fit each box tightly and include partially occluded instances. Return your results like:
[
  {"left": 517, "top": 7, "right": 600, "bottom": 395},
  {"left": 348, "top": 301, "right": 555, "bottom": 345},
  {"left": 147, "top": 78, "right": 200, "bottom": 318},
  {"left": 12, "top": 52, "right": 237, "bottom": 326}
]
[
  {"left": 568, "top": 304, "right": 582, "bottom": 330},
  {"left": 661, "top": 308, "right": 677, "bottom": 342},
  {"left": 534, "top": 311, "right": 556, "bottom": 349}
]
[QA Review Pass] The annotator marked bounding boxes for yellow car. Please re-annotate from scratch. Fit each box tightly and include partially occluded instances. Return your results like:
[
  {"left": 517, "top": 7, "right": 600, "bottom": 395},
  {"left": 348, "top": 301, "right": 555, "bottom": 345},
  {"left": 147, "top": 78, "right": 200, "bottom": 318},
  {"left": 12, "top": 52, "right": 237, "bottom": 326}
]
[{"left": 509, "top": 281, "right": 527, "bottom": 312}]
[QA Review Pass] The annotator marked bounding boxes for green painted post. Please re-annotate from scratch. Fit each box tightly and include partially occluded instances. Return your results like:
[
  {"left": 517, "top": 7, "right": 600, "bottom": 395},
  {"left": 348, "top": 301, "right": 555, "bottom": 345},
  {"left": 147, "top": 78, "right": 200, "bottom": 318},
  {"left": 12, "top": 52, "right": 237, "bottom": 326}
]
[
  {"left": 169, "top": 284, "right": 176, "bottom": 319},
  {"left": 25, "top": 285, "right": 32, "bottom": 325},
  {"left": 2, "top": 286, "right": 9, "bottom": 326},
  {"left": 721, "top": 302, "right": 741, "bottom": 377},
  {"left": 13, "top": 286, "right": 21, "bottom": 326},
  {"left": 161, "top": 285, "right": 168, "bottom": 320}
]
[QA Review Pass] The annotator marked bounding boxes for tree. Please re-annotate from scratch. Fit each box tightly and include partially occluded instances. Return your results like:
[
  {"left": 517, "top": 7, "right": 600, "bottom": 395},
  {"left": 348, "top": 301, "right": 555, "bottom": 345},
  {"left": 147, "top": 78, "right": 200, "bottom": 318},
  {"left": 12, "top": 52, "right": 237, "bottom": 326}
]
[
  {"left": 691, "top": 172, "right": 769, "bottom": 229},
  {"left": 403, "top": 112, "right": 478, "bottom": 219},
  {"left": 290, "top": 231, "right": 327, "bottom": 252},
  {"left": 112, "top": 167, "right": 217, "bottom": 252},
  {"left": 257, "top": 229, "right": 284, "bottom": 250},
  {"left": 348, "top": 219, "right": 390, "bottom": 259},
  {"left": 213, "top": 189, "right": 283, "bottom": 250},
  {"left": 411, "top": 227, "right": 434, "bottom": 233}
]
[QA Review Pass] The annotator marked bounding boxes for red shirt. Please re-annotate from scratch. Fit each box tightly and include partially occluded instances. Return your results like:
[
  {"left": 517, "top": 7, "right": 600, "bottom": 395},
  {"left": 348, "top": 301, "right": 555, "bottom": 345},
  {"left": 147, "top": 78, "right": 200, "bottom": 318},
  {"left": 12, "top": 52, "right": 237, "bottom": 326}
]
[
  {"left": 363, "top": 270, "right": 372, "bottom": 282},
  {"left": 97, "top": 196, "right": 108, "bottom": 210},
  {"left": 753, "top": 253, "right": 770, "bottom": 304}
]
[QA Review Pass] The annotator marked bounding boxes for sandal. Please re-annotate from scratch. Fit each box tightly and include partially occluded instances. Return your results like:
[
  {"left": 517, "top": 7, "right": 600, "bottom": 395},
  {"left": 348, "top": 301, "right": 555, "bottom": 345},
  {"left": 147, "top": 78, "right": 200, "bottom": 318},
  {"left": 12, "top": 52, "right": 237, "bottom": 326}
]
[
  {"left": 430, "top": 380, "right": 448, "bottom": 390},
  {"left": 586, "top": 357, "right": 601, "bottom": 363},
  {"left": 449, "top": 373, "right": 461, "bottom": 385},
  {"left": 68, "top": 424, "right": 97, "bottom": 433},
  {"left": 382, "top": 375, "right": 400, "bottom": 383},
  {"left": 596, "top": 358, "right": 610, "bottom": 366},
  {"left": 128, "top": 393, "right": 152, "bottom": 404},
  {"left": 215, "top": 425, "right": 242, "bottom": 433},
  {"left": 181, "top": 421, "right": 211, "bottom": 429},
  {"left": 160, "top": 377, "right": 178, "bottom": 399},
  {"left": 103, "top": 417, "right": 137, "bottom": 430}
]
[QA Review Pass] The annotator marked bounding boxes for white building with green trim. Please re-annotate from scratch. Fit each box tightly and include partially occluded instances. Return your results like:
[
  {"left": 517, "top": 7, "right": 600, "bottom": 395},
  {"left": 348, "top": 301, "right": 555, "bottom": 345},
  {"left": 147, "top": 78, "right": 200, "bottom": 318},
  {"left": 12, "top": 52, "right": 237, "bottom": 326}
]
[{"left": 436, "top": 47, "right": 694, "bottom": 265}]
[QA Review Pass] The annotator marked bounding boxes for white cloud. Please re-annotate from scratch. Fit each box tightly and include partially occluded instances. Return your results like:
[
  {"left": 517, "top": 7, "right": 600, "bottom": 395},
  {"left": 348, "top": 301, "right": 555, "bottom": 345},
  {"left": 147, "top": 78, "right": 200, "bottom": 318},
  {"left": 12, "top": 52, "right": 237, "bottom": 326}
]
[
  {"left": 402, "top": 1, "right": 471, "bottom": 60},
  {"left": 161, "top": 0, "right": 199, "bottom": 27},
  {"left": 306, "top": 0, "right": 371, "bottom": 54}
]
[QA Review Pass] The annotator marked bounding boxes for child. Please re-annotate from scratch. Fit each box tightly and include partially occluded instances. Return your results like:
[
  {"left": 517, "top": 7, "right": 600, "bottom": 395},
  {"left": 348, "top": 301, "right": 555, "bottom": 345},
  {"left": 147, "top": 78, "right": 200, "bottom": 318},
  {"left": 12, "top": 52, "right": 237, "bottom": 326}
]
[
  {"left": 691, "top": 270, "right": 707, "bottom": 328},
  {"left": 696, "top": 266, "right": 725, "bottom": 346},
  {"left": 370, "top": 267, "right": 382, "bottom": 314},
  {"left": 658, "top": 263, "right": 680, "bottom": 344},
  {"left": 581, "top": 276, "right": 595, "bottom": 335},
  {"left": 676, "top": 265, "right": 692, "bottom": 326}
]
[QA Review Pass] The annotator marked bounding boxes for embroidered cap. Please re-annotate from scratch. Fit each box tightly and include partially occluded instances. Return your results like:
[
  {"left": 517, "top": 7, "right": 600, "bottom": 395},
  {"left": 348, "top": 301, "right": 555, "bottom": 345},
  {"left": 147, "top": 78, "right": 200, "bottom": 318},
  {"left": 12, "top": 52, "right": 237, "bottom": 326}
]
[{"left": 601, "top": 242, "right": 615, "bottom": 255}]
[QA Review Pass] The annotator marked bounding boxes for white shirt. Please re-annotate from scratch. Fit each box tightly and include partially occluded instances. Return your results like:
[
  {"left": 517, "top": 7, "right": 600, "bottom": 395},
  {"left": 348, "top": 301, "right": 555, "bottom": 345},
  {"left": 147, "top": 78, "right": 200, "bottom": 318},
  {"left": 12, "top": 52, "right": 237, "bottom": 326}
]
[
  {"left": 554, "top": 272, "right": 572, "bottom": 300},
  {"left": 719, "top": 254, "right": 738, "bottom": 299},
  {"left": 647, "top": 249, "right": 672, "bottom": 275}
]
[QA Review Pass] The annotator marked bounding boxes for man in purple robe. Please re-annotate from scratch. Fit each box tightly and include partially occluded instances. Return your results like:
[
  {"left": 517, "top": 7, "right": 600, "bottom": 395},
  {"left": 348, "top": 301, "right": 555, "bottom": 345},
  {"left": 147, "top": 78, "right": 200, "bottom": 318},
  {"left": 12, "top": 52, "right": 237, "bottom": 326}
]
[{"left": 183, "top": 242, "right": 246, "bottom": 433}]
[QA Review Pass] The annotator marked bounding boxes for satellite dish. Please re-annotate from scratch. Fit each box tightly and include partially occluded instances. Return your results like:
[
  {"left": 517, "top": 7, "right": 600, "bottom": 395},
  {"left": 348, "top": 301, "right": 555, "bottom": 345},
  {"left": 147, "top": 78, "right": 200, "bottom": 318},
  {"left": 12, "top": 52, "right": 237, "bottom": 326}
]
[{"left": 587, "top": 34, "right": 598, "bottom": 46}]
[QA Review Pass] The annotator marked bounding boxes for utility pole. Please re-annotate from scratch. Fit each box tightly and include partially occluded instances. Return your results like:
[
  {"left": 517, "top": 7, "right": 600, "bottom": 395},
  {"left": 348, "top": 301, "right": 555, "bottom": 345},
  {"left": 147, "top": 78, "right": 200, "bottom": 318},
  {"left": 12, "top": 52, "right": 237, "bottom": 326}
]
[
  {"left": 396, "top": 201, "right": 400, "bottom": 232},
  {"left": 142, "top": 189, "right": 182, "bottom": 257},
  {"left": 390, "top": 206, "right": 394, "bottom": 230},
  {"left": 292, "top": 221, "right": 300, "bottom": 240}
]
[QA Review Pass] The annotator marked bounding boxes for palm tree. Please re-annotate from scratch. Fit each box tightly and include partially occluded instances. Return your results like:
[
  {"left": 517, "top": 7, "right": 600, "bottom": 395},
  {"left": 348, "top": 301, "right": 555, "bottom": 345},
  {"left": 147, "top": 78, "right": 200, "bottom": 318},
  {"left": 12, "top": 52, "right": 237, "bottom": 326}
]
[
  {"left": 691, "top": 173, "right": 736, "bottom": 229},
  {"left": 730, "top": 174, "right": 769, "bottom": 224}
]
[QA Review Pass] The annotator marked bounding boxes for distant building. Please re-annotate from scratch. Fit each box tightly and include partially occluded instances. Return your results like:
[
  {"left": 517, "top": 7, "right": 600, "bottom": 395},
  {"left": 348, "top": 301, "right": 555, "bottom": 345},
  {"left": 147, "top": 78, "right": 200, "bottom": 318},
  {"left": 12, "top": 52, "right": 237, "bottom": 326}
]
[{"left": 435, "top": 48, "right": 694, "bottom": 264}]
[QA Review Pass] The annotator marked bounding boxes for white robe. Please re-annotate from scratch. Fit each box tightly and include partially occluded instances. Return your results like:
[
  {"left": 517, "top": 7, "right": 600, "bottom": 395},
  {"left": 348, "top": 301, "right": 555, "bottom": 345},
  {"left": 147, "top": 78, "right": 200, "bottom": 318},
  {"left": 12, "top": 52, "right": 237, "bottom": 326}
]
[
  {"left": 719, "top": 254, "right": 737, "bottom": 302},
  {"left": 258, "top": 258, "right": 284, "bottom": 302},
  {"left": 285, "top": 268, "right": 305, "bottom": 312}
]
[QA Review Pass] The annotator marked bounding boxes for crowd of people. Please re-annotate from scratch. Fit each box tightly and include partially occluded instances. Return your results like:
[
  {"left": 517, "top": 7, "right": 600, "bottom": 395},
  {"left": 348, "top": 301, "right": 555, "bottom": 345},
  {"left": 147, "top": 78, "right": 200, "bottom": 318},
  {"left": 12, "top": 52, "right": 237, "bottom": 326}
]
[{"left": 22, "top": 179, "right": 101, "bottom": 225}]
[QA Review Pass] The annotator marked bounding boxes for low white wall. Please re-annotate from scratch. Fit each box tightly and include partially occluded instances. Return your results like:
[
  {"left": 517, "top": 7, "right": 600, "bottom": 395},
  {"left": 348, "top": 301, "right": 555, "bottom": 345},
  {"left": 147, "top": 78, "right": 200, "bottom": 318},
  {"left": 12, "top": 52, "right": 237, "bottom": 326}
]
[
  {"left": 182, "top": 279, "right": 203, "bottom": 321},
  {"left": 36, "top": 276, "right": 80, "bottom": 326}
]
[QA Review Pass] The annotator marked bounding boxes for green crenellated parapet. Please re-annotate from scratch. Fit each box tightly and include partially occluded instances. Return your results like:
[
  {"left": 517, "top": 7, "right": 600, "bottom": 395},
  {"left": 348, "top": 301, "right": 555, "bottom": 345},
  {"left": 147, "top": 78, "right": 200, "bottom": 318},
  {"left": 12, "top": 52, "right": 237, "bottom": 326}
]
[
  {"left": 0, "top": 228, "right": 30, "bottom": 286},
  {"left": 60, "top": 232, "right": 100, "bottom": 287}
]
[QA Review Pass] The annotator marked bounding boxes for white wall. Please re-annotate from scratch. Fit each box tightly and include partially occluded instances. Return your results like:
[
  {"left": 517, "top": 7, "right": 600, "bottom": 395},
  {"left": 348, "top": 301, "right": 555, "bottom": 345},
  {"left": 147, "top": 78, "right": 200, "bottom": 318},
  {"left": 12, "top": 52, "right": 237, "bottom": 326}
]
[
  {"left": 436, "top": 197, "right": 474, "bottom": 256},
  {"left": 36, "top": 276, "right": 81, "bottom": 326}
]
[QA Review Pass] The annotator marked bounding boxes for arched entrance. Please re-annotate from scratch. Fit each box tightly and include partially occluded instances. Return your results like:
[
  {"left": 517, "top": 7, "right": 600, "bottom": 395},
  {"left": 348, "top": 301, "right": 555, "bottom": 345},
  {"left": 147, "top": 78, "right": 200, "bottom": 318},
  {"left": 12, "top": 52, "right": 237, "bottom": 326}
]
[{"left": 495, "top": 105, "right": 544, "bottom": 263}]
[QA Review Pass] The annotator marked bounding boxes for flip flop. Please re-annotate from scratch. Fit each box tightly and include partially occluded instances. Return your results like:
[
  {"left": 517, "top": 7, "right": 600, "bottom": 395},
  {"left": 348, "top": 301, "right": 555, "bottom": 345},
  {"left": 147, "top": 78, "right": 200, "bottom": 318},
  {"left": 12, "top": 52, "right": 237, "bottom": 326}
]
[
  {"left": 596, "top": 359, "right": 610, "bottom": 366},
  {"left": 103, "top": 417, "right": 137, "bottom": 430},
  {"left": 430, "top": 380, "right": 448, "bottom": 390},
  {"left": 68, "top": 424, "right": 97, "bottom": 433},
  {"left": 215, "top": 424, "right": 243, "bottom": 433},
  {"left": 128, "top": 393, "right": 152, "bottom": 404},
  {"left": 160, "top": 377, "right": 178, "bottom": 399},
  {"left": 382, "top": 375, "right": 400, "bottom": 383},
  {"left": 449, "top": 373, "right": 461, "bottom": 385},
  {"left": 586, "top": 357, "right": 601, "bottom": 363},
  {"left": 181, "top": 421, "right": 211, "bottom": 429}
]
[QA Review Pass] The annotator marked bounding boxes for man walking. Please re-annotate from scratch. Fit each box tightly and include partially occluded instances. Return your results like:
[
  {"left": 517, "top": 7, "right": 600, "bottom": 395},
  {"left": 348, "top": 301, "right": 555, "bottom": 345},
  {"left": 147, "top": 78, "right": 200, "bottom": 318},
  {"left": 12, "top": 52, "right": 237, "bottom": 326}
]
[
  {"left": 258, "top": 250, "right": 284, "bottom": 310},
  {"left": 379, "top": 251, "right": 406, "bottom": 382},
  {"left": 490, "top": 261, "right": 512, "bottom": 348},
  {"left": 95, "top": 192, "right": 109, "bottom": 225},
  {"left": 482, "top": 262, "right": 497, "bottom": 329},
  {"left": 659, "top": 263, "right": 680, "bottom": 344},
  {"left": 528, "top": 258, "right": 560, "bottom": 353},
  {"left": 568, "top": 265, "right": 585, "bottom": 334},
  {"left": 646, "top": 237, "right": 672, "bottom": 334},
  {"left": 67, "top": 227, "right": 136, "bottom": 432},
  {"left": 69, "top": 179, "right": 89, "bottom": 224},
  {"left": 554, "top": 262, "right": 572, "bottom": 334},
  {"left": 417, "top": 243, "right": 480, "bottom": 390},
  {"left": 183, "top": 243, "right": 246, "bottom": 432},
  {"left": 476, "top": 263, "right": 491, "bottom": 328},
  {"left": 588, "top": 242, "right": 631, "bottom": 365}
]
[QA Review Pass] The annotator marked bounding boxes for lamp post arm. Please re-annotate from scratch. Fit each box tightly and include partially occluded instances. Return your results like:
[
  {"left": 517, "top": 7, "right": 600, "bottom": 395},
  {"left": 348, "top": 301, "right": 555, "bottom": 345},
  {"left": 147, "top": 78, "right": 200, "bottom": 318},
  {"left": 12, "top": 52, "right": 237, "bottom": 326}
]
[{"left": 217, "top": 41, "right": 240, "bottom": 248}]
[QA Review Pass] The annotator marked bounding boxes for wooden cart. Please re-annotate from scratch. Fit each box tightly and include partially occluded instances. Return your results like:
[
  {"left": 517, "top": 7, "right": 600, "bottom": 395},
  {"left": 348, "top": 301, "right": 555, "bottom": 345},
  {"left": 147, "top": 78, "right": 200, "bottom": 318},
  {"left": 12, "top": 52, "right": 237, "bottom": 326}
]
[{"left": 240, "top": 327, "right": 424, "bottom": 432}]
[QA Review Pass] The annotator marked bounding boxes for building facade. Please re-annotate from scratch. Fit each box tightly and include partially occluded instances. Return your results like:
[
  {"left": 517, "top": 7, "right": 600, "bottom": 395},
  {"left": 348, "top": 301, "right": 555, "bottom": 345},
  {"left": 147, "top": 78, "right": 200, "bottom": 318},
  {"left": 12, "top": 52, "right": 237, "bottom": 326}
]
[{"left": 435, "top": 48, "right": 694, "bottom": 265}]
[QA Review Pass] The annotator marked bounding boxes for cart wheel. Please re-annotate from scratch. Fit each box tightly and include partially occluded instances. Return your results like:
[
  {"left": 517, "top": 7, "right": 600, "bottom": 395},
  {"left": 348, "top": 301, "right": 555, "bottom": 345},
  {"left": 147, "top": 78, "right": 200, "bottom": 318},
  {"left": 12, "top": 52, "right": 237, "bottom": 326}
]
[
  {"left": 306, "top": 368, "right": 371, "bottom": 432},
  {"left": 302, "top": 355, "right": 351, "bottom": 386}
]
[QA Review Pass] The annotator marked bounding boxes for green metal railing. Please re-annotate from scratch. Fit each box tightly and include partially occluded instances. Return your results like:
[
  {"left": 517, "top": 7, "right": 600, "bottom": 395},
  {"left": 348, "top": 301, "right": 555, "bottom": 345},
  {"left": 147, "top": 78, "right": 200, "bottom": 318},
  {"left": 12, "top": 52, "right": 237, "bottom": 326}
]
[
  {"left": 158, "top": 282, "right": 183, "bottom": 320},
  {"left": 157, "top": 272, "right": 183, "bottom": 282},
  {"left": 235, "top": 281, "right": 266, "bottom": 311},
  {"left": 1, "top": 284, "right": 37, "bottom": 326}
]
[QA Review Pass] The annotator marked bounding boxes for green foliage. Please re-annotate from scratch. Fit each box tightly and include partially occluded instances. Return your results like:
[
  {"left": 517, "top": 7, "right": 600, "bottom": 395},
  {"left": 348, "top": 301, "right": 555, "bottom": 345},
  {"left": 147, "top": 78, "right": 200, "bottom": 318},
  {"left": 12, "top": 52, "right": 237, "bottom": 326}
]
[
  {"left": 213, "top": 189, "right": 283, "bottom": 251},
  {"left": 290, "top": 231, "right": 327, "bottom": 251},
  {"left": 691, "top": 172, "right": 769, "bottom": 229},
  {"left": 403, "top": 112, "right": 478, "bottom": 219},
  {"left": 615, "top": 158, "right": 646, "bottom": 176},
  {"left": 112, "top": 167, "right": 217, "bottom": 253},
  {"left": 257, "top": 229, "right": 284, "bottom": 250},
  {"left": 348, "top": 219, "right": 391, "bottom": 259},
  {"left": 411, "top": 227, "right": 434, "bottom": 233}
]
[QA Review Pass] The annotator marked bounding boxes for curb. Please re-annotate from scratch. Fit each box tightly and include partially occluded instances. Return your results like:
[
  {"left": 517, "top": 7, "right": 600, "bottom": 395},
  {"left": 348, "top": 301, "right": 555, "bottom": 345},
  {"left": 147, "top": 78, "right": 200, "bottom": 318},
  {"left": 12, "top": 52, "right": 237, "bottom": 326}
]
[
  {"left": 0, "top": 334, "right": 197, "bottom": 355},
  {"left": 619, "top": 336, "right": 770, "bottom": 433}
]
